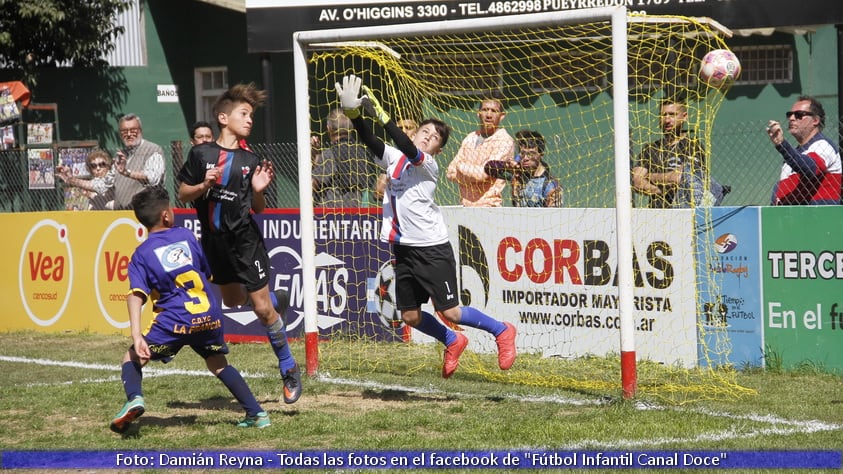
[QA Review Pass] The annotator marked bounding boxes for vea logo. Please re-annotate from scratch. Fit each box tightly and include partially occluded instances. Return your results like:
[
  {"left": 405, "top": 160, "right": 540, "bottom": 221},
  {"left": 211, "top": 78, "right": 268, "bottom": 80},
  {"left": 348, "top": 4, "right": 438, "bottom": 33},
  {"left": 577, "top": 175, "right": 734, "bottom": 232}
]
[
  {"left": 714, "top": 233, "right": 738, "bottom": 254},
  {"left": 19, "top": 220, "right": 73, "bottom": 326},
  {"left": 95, "top": 217, "right": 146, "bottom": 329}
]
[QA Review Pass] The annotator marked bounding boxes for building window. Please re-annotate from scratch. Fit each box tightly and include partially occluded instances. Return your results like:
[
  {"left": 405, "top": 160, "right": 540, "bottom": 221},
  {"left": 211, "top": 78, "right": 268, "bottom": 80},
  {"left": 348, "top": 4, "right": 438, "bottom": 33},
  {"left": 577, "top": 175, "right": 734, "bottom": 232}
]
[
  {"left": 194, "top": 67, "right": 228, "bottom": 124},
  {"left": 732, "top": 45, "right": 793, "bottom": 85}
]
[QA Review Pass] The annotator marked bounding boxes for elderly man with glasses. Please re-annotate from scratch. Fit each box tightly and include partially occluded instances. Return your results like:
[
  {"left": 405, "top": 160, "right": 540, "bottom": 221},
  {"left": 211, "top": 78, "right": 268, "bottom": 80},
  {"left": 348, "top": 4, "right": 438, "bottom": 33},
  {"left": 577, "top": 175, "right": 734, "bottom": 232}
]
[
  {"left": 766, "top": 95, "right": 841, "bottom": 205},
  {"left": 113, "top": 113, "right": 165, "bottom": 209}
]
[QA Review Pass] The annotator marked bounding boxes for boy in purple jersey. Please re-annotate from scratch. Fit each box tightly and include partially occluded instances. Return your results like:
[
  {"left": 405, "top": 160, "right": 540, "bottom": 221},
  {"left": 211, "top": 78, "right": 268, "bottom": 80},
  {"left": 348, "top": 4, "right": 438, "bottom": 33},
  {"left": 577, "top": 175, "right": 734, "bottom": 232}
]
[
  {"left": 176, "top": 83, "right": 301, "bottom": 404},
  {"left": 110, "top": 186, "right": 269, "bottom": 434},
  {"left": 336, "top": 74, "right": 517, "bottom": 378}
]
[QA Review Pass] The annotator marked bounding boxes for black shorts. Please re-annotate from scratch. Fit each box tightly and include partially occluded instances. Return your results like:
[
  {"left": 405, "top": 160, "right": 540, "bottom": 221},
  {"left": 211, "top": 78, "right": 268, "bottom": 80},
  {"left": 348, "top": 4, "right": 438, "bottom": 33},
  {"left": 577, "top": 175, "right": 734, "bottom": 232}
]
[
  {"left": 202, "top": 221, "right": 270, "bottom": 292},
  {"left": 394, "top": 242, "right": 459, "bottom": 312}
]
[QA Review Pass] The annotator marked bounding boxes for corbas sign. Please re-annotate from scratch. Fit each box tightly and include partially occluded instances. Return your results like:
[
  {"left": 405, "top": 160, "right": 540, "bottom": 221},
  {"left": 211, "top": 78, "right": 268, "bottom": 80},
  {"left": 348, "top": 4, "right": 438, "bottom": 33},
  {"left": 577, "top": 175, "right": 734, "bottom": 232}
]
[{"left": 246, "top": 0, "right": 842, "bottom": 53}]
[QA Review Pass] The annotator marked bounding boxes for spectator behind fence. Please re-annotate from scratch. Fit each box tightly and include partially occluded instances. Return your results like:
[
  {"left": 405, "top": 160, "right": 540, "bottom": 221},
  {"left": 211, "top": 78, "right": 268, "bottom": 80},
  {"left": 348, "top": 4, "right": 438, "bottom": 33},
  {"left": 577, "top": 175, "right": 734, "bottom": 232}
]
[
  {"left": 484, "top": 130, "right": 563, "bottom": 207},
  {"left": 113, "top": 113, "right": 165, "bottom": 210},
  {"left": 56, "top": 149, "right": 115, "bottom": 210},
  {"left": 632, "top": 98, "right": 726, "bottom": 208},
  {"left": 765, "top": 95, "right": 842, "bottom": 205},
  {"left": 189, "top": 121, "right": 215, "bottom": 146},
  {"left": 312, "top": 108, "right": 377, "bottom": 208},
  {"left": 446, "top": 98, "right": 514, "bottom": 207}
]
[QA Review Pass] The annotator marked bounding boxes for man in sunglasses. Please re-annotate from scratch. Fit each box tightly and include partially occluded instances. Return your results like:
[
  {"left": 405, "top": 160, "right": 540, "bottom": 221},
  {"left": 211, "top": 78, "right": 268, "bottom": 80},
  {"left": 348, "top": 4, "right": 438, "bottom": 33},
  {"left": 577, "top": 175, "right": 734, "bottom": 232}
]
[{"left": 766, "top": 96, "right": 841, "bottom": 205}]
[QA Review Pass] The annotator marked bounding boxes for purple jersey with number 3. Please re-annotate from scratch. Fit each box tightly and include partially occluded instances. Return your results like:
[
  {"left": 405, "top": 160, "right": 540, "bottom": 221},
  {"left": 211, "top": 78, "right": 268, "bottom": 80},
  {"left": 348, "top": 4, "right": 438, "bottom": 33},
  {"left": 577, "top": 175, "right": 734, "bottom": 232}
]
[{"left": 127, "top": 226, "right": 222, "bottom": 337}]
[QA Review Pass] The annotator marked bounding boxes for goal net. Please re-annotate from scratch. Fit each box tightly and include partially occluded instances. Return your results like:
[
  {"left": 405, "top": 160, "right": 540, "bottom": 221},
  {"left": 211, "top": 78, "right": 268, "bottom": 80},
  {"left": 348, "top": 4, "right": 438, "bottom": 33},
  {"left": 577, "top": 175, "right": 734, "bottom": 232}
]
[{"left": 293, "top": 7, "right": 753, "bottom": 404}]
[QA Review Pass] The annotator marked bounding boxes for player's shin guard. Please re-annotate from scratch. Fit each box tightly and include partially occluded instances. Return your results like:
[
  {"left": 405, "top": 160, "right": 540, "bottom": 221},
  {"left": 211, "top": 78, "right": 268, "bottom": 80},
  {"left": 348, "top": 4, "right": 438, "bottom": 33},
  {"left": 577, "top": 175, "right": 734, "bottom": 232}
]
[{"left": 265, "top": 317, "right": 296, "bottom": 373}]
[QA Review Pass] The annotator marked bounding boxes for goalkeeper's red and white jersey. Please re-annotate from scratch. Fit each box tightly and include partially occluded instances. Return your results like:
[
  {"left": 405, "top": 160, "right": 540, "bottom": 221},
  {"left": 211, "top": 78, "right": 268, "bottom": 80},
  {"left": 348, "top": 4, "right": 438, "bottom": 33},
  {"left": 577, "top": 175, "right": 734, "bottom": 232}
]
[{"left": 376, "top": 143, "right": 449, "bottom": 246}]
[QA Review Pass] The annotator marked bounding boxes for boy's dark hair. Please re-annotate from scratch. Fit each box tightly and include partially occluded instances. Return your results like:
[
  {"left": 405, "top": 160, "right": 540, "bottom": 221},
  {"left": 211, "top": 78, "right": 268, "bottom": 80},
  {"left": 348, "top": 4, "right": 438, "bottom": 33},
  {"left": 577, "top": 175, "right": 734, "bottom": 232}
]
[
  {"left": 132, "top": 186, "right": 170, "bottom": 228},
  {"left": 213, "top": 83, "right": 267, "bottom": 122},
  {"left": 420, "top": 118, "right": 451, "bottom": 149},
  {"left": 798, "top": 95, "right": 826, "bottom": 130},
  {"left": 515, "top": 130, "right": 546, "bottom": 154}
]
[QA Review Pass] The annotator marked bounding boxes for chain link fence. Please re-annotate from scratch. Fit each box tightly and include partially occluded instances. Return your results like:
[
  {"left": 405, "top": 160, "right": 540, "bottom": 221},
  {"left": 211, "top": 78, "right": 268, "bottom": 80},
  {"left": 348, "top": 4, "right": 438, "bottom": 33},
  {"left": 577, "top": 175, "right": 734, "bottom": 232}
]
[{"left": 2, "top": 118, "right": 841, "bottom": 213}]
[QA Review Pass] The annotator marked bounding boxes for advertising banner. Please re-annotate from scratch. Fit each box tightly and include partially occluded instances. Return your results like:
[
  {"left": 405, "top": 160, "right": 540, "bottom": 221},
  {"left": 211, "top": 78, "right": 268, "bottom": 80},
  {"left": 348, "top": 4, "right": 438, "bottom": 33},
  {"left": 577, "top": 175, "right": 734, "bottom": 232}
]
[
  {"left": 2, "top": 211, "right": 152, "bottom": 333},
  {"left": 695, "top": 206, "right": 764, "bottom": 368},
  {"left": 437, "top": 207, "right": 698, "bottom": 367},
  {"left": 761, "top": 206, "right": 843, "bottom": 371}
]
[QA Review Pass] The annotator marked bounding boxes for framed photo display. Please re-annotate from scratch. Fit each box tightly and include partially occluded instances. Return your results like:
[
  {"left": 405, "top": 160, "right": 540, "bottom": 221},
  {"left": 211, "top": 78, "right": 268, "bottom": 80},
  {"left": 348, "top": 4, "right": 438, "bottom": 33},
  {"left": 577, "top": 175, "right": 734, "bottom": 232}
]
[
  {"left": 27, "top": 147, "right": 55, "bottom": 189},
  {"left": 27, "top": 123, "right": 54, "bottom": 145}
]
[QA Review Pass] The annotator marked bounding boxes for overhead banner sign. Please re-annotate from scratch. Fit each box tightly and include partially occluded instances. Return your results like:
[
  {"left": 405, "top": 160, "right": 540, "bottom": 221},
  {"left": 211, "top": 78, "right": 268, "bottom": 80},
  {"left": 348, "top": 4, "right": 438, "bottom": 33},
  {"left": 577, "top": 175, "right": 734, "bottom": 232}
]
[{"left": 246, "top": 0, "right": 843, "bottom": 52}]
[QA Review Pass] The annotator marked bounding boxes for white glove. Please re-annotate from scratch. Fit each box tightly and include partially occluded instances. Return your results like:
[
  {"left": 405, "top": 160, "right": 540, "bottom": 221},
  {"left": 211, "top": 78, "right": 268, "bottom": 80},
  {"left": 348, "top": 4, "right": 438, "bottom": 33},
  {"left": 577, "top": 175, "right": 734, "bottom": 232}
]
[{"left": 335, "top": 74, "right": 363, "bottom": 118}]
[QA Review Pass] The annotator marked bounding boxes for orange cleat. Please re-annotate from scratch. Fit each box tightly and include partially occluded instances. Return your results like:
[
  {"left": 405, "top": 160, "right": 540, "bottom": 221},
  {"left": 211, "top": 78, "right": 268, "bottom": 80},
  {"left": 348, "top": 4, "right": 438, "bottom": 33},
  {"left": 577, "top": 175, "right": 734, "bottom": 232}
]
[
  {"left": 495, "top": 322, "right": 517, "bottom": 370},
  {"left": 442, "top": 332, "right": 468, "bottom": 378}
]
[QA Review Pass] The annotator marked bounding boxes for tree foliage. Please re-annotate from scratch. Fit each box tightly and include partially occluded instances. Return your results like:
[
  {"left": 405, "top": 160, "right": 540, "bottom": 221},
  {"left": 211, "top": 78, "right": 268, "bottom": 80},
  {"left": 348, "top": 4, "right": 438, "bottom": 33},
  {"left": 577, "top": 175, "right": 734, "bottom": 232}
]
[{"left": 0, "top": 0, "right": 130, "bottom": 87}]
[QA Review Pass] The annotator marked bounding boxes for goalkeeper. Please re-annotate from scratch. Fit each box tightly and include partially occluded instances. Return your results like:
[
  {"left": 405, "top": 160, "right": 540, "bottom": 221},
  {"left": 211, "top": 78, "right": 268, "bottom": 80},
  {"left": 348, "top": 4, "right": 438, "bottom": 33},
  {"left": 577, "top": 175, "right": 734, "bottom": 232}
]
[{"left": 335, "top": 75, "right": 517, "bottom": 378}]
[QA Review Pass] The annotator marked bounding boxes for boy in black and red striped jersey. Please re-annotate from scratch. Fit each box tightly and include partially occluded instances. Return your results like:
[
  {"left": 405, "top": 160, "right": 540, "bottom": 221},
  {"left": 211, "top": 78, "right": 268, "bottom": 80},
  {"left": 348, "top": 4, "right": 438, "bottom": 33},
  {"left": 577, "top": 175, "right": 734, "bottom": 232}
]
[{"left": 177, "top": 83, "right": 301, "bottom": 404}]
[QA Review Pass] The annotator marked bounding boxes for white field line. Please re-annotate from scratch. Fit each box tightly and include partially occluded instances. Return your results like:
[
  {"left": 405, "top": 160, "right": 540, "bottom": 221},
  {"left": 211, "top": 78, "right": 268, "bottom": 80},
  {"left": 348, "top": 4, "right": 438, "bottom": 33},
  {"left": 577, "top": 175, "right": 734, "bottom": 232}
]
[{"left": 3, "top": 355, "right": 840, "bottom": 449}]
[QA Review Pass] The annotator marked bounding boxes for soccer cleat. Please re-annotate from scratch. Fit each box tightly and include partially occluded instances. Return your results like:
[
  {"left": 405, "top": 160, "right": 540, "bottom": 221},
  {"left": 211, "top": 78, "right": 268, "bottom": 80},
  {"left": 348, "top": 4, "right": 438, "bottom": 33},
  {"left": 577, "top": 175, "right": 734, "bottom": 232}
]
[
  {"left": 237, "top": 411, "right": 271, "bottom": 429},
  {"left": 495, "top": 322, "right": 517, "bottom": 370},
  {"left": 282, "top": 364, "right": 302, "bottom": 404},
  {"left": 110, "top": 395, "right": 145, "bottom": 434},
  {"left": 442, "top": 332, "right": 468, "bottom": 379},
  {"left": 274, "top": 289, "right": 290, "bottom": 316}
]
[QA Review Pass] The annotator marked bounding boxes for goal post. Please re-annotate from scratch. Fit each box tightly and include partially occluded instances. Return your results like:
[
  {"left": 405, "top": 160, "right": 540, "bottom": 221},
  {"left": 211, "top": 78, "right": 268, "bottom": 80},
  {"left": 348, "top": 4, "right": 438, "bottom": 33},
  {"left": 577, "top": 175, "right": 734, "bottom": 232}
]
[{"left": 292, "top": 6, "right": 748, "bottom": 403}]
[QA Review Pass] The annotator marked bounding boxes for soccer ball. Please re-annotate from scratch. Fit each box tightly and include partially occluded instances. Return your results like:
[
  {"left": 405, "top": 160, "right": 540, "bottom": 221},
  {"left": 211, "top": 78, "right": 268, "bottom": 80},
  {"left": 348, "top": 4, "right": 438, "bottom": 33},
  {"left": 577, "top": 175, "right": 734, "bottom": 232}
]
[
  {"left": 372, "top": 259, "right": 403, "bottom": 328},
  {"left": 699, "top": 49, "right": 741, "bottom": 89}
]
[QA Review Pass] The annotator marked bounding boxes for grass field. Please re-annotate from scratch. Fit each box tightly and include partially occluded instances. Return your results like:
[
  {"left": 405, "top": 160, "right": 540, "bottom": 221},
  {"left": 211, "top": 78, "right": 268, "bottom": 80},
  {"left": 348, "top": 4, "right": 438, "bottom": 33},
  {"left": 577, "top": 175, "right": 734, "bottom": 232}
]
[{"left": 0, "top": 330, "right": 841, "bottom": 473}]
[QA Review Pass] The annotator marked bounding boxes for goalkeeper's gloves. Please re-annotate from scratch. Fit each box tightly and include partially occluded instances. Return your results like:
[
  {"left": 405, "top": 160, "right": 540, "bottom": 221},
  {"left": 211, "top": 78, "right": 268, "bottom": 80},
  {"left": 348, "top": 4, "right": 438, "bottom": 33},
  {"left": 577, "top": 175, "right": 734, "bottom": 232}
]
[
  {"left": 361, "top": 85, "right": 391, "bottom": 125},
  {"left": 335, "top": 74, "right": 363, "bottom": 118}
]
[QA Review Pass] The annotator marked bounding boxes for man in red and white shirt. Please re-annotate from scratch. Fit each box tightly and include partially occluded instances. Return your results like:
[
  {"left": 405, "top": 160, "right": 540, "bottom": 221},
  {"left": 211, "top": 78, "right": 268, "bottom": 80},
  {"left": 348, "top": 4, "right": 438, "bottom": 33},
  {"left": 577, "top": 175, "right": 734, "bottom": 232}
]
[{"left": 766, "top": 95, "right": 841, "bottom": 205}]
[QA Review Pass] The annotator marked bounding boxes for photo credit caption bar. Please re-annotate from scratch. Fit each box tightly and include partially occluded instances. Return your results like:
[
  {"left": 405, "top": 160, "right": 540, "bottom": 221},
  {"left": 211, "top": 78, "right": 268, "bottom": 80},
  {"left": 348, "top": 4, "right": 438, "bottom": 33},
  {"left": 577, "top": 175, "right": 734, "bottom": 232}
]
[{"left": 2, "top": 450, "right": 841, "bottom": 469}]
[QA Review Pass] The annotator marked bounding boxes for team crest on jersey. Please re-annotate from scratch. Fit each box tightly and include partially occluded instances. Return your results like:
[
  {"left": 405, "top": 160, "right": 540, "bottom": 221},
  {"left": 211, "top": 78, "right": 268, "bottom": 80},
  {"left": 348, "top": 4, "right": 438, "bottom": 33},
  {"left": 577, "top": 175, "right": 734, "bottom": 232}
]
[
  {"left": 241, "top": 166, "right": 251, "bottom": 178},
  {"left": 154, "top": 240, "right": 193, "bottom": 271}
]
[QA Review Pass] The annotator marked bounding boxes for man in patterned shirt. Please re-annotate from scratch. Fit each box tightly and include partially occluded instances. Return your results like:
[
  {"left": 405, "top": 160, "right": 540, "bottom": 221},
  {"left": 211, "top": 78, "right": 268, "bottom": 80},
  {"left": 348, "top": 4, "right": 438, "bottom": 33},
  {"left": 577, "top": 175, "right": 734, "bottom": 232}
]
[{"left": 446, "top": 98, "right": 514, "bottom": 207}]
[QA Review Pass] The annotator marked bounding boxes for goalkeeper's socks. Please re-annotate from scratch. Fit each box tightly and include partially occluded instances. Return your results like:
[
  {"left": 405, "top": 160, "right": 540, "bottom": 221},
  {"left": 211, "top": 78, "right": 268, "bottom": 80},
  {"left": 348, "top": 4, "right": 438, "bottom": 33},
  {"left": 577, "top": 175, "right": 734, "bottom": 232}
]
[
  {"left": 265, "top": 318, "right": 297, "bottom": 373},
  {"left": 121, "top": 360, "right": 143, "bottom": 400},
  {"left": 217, "top": 365, "right": 263, "bottom": 416},
  {"left": 414, "top": 311, "right": 451, "bottom": 345},
  {"left": 459, "top": 306, "right": 507, "bottom": 336}
]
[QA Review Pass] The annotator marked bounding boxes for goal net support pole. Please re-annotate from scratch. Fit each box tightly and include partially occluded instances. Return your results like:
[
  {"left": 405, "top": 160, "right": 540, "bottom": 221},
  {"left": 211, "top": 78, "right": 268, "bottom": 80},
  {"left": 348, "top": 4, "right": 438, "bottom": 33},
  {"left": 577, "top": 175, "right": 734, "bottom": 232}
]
[
  {"left": 293, "top": 6, "right": 637, "bottom": 394},
  {"left": 609, "top": 7, "right": 637, "bottom": 399}
]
